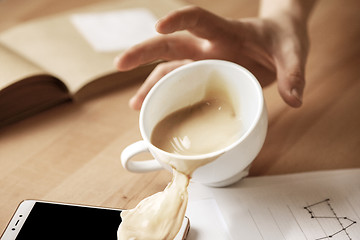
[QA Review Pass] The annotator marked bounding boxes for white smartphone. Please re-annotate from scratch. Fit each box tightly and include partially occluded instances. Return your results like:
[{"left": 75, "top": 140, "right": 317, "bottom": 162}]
[{"left": 1, "top": 200, "right": 190, "bottom": 240}]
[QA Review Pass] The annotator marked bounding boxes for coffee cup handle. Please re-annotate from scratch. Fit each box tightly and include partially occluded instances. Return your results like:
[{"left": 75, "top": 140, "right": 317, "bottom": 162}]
[{"left": 121, "top": 140, "right": 163, "bottom": 173}]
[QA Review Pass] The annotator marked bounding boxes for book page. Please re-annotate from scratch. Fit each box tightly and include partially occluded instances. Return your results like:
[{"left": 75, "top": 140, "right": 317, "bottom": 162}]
[
  {"left": 70, "top": 8, "right": 159, "bottom": 52},
  {"left": 187, "top": 169, "right": 360, "bottom": 240},
  {"left": 0, "top": 44, "right": 47, "bottom": 89},
  {"left": 0, "top": 0, "right": 185, "bottom": 95},
  {"left": 0, "top": 43, "right": 71, "bottom": 127}
]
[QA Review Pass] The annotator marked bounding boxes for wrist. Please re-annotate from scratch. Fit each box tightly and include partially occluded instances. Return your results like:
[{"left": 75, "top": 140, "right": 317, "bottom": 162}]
[{"left": 259, "top": 0, "right": 316, "bottom": 24}]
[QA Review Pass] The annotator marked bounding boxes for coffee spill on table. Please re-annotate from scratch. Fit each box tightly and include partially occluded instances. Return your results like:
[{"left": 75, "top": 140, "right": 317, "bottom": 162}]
[
  {"left": 117, "top": 169, "right": 189, "bottom": 240},
  {"left": 117, "top": 74, "right": 242, "bottom": 239}
]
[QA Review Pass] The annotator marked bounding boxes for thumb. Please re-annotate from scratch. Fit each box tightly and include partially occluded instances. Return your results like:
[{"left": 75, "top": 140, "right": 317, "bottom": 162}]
[{"left": 276, "top": 50, "right": 306, "bottom": 108}]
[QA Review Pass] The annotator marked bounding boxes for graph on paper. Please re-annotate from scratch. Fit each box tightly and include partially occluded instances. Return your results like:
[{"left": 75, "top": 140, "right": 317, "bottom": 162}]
[{"left": 304, "top": 198, "right": 357, "bottom": 240}]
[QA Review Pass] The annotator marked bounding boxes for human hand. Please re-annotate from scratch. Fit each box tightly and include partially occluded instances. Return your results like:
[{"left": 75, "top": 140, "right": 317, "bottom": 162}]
[{"left": 114, "top": 5, "right": 311, "bottom": 110}]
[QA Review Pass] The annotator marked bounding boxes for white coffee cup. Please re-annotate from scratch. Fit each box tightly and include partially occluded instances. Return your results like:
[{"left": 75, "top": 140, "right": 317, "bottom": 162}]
[{"left": 121, "top": 60, "right": 267, "bottom": 187}]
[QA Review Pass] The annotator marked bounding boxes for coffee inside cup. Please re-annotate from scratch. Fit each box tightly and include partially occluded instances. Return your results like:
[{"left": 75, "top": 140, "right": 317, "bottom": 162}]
[
  {"left": 151, "top": 98, "right": 241, "bottom": 155},
  {"left": 151, "top": 75, "right": 242, "bottom": 156}
]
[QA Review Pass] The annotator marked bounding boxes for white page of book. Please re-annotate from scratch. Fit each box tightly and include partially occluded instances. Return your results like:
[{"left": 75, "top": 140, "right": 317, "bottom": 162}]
[{"left": 71, "top": 8, "right": 158, "bottom": 52}]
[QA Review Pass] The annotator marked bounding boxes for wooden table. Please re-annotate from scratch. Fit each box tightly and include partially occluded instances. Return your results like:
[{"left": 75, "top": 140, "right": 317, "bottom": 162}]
[{"left": 1, "top": 0, "right": 359, "bottom": 234}]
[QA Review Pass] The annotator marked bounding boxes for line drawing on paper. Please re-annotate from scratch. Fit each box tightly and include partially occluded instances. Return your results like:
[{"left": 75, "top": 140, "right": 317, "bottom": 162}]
[{"left": 304, "top": 198, "right": 357, "bottom": 240}]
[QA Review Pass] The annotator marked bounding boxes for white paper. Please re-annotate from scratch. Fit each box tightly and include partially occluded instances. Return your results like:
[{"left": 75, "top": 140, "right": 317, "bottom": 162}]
[
  {"left": 186, "top": 199, "right": 232, "bottom": 240},
  {"left": 71, "top": 8, "right": 158, "bottom": 52},
  {"left": 185, "top": 181, "right": 232, "bottom": 240},
  {"left": 209, "top": 169, "right": 360, "bottom": 240}
]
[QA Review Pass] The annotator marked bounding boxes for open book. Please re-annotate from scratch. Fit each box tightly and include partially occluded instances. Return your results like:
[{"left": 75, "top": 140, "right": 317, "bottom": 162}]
[{"left": 0, "top": 0, "right": 184, "bottom": 127}]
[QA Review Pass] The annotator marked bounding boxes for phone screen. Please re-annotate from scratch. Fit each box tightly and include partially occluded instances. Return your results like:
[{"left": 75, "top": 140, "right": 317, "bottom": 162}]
[{"left": 15, "top": 202, "right": 121, "bottom": 240}]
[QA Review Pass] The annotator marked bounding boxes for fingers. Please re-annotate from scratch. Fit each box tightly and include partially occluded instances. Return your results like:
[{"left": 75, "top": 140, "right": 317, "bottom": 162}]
[
  {"left": 114, "top": 36, "right": 172, "bottom": 71},
  {"left": 129, "top": 60, "right": 193, "bottom": 110},
  {"left": 114, "top": 6, "right": 234, "bottom": 72},
  {"left": 115, "top": 33, "right": 202, "bottom": 71},
  {"left": 156, "top": 6, "right": 230, "bottom": 40}
]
